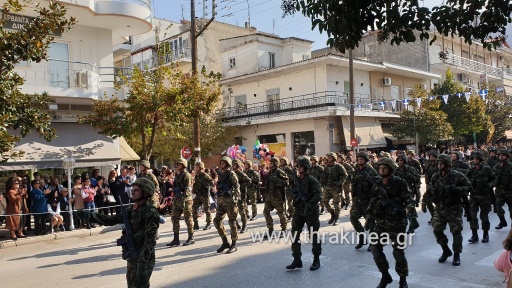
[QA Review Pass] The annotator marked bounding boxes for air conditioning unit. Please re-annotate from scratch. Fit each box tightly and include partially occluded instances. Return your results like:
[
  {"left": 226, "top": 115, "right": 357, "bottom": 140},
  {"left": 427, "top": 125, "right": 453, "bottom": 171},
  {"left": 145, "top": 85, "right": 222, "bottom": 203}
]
[
  {"left": 457, "top": 73, "right": 468, "bottom": 83},
  {"left": 382, "top": 77, "right": 392, "bottom": 86},
  {"left": 76, "top": 71, "right": 88, "bottom": 88},
  {"left": 468, "top": 79, "right": 475, "bottom": 85},
  {"left": 420, "top": 84, "right": 427, "bottom": 90}
]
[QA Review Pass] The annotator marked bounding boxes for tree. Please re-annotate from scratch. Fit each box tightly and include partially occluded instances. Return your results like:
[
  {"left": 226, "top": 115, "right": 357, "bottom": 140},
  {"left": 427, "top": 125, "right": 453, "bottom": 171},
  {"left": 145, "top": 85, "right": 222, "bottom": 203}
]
[
  {"left": 477, "top": 83, "right": 512, "bottom": 143},
  {"left": 0, "top": 0, "right": 76, "bottom": 161},
  {"left": 392, "top": 85, "right": 453, "bottom": 146},
  {"left": 281, "top": 0, "right": 510, "bottom": 52}
]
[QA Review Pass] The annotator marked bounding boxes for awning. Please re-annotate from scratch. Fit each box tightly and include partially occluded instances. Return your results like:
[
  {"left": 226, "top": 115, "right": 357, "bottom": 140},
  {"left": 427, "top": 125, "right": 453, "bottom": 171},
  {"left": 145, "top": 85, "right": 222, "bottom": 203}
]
[
  {"left": 119, "top": 137, "right": 140, "bottom": 161},
  {"left": 0, "top": 123, "right": 121, "bottom": 170},
  {"left": 383, "top": 133, "right": 415, "bottom": 144},
  {"left": 342, "top": 116, "right": 387, "bottom": 149}
]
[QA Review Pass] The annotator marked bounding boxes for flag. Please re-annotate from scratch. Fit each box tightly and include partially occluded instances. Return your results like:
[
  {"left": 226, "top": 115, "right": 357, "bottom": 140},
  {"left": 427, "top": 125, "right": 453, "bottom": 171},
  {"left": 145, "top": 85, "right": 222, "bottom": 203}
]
[
  {"left": 368, "top": 103, "right": 373, "bottom": 110},
  {"left": 464, "top": 92, "right": 471, "bottom": 102},
  {"left": 402, "top": 99, "right": 410, "bottom": 108},
  {"left": 496, "top": 86, "right": 504, "bottom": 93},
  {"left": 479, "top": 89, "right": 488, "bottom": 101},
  {"left": 416, "top": 98, "right": 422, "bottom": 109},
  {"left": 428, "top": 96, "right": 435, "bottom": 101},
  {"left": 456, "top": 92, "right": 463, "bottom": 98},
  {"left": 442, "top": 95, "right": 449, "bottom": 104},
  {"left": 391, "top": 101, "right": 396, "bottom": 110}
]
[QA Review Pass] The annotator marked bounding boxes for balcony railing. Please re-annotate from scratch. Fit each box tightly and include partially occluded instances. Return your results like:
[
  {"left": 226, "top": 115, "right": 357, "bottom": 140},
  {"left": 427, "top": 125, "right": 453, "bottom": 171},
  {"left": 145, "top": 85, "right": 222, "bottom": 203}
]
[
  {"left": 443, "top": 53, "right": 503, "bottom": 78},
  {"left": 128, "top": 48, "right": 192, "bottom": 71}
]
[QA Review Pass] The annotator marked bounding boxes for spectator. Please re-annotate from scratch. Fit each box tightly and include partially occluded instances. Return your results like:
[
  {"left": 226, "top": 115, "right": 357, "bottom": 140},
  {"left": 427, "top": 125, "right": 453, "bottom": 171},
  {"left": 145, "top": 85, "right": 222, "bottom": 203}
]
[
  {"left": 30, "top": 179, "right": 49, "bottom": 236},
  {"left": 127, "top": 166, "right": 137, "bottom": 201},
  {"left": 90, "top": 169, "right": 100, "bottom": 188},
  {"left": 110, "top": 168, "right": 131, "bottom": 207},
  {"left": 46, "top": 189, "right": 64, "bottom": 233},
  {"left": 57, "top": 188, "right": 72, "bottom": 231},
  {"left": 5, "top": 177, "right": 27, "bottom": 240},
  {"left": 81, "top": 178, "right": 97, "bottom": 229},
  {"left": 95, "top": 176, "right": 111, "bottom": 216},
  {"left": 495, "top": 229, "right": 512, "bottom": 286},
  {"left": 72, "top": 175, "right": 85, "bottom": 229}
]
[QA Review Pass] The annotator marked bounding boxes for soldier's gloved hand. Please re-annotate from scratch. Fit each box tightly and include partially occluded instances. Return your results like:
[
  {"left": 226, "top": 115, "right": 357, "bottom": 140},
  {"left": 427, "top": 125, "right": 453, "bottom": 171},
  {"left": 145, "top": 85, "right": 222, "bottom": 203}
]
[{"left": 409, "top": 217, "right": 420, "bottom": 229}]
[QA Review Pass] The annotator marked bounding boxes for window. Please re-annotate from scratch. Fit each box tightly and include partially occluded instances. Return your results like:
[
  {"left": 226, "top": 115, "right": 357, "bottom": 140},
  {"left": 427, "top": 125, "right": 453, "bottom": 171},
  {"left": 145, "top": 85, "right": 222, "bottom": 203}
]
[
  {"left": 229, "top": 57, "right": 236, "bottom": 69},
  {"left": 293, "top": 131, "right": 315, "bottom": 159},
  {"left": 302, "top": 54, "right": 310, "bottom": 60},
  {"left": 404, "top": 87, "right": 413, "bottom": 97},
  {"left": 259, "top": 133, "right": 285, "bottom": 144},
  {"left": 269, "top": 52, "right": 276, "bottom": 68},
  {"left": 234, "top": 95, "right": 247, "bottom": 112},
  {"left": 266, "top": 88, "right": 280, "bottom": 112},
  {"left": 48, "top": 42, "right": 69, "bottom": 88}
]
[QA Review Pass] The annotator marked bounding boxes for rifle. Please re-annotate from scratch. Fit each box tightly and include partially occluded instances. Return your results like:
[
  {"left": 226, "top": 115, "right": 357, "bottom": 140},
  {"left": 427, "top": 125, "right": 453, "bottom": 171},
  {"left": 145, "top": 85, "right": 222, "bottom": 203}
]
[
  {"left": 362, "top": 171, "right": 406, "bottom": 218},
  {"left": 116, "top": 196, "right": 138, "bottom": 260}
]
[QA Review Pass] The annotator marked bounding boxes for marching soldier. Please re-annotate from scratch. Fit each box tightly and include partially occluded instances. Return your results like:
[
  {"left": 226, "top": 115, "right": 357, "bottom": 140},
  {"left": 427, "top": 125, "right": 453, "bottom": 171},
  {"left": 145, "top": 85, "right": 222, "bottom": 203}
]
[
  {"left": 192, "top": 162, "right": 214, "bottom": 231},
  {"left": 286, "top": 157, "right": 322, "bottom": 271},
  {"left": 351, "top": 152, "right": 379, "bottom": 249},
  {"left": 167, "top": 158, "right": 194, "bottom": 247},
  {"left": 394, "top": 154, "right": 421, "bottom": 233},
  {"left": 244, "top": 160, "right": 261, "bottom": 221},
  {"left": 426, "top": 154, "right": 472, "bottom": 266},
  {"left": 214, "top": 156, "right": 240, "bottom": 253},
  {"left": 493, "top": 150, "right": 512, "bottom": 230},
  {"left": 263, "top": 157, "right": 289, "bottom": 239},
  {"left": 487, "top": 147, "right": 499, "bottom": 169},
  {"left": 309, "top": 156, "right": 324, "bottom": 214},
  {"left": 422, "top": 150, "right": 439, "bottom": 224},
  {"left": 367, "top": 158, "right": 419, "bottom": 288},
  {"left": 339, "top": 154, "right": 355, "bottom": 210},
  {"left": 138, "top": 160, "right": 161, "bottom": 205},
  {"left": 466, "top": 151, "right": 496, "bottom": 243},
  {"left": 279, "top": 157, "right": 295, "bottom": 220},
  {"left": 233, "top": 159, "right": 252, "bottom": 233},
  {"left": 406, "top": 150, "right": 423, "bottom": 175},
  {"left": 451, "top": 151, "right": 470, "bottom": 174},
  {"left": 321, "top": 152, "right": 348, "bottom": 225}
]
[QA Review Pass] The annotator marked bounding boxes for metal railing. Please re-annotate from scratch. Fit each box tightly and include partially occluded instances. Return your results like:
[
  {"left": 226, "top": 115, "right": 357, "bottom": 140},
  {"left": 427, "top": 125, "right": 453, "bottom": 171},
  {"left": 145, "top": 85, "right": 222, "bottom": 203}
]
[
  {"left": 128, "top": 48, "right": 191, "bottom": 71},
  {"left": 444, "top": 53, "right": 503, "bottom": 77}
]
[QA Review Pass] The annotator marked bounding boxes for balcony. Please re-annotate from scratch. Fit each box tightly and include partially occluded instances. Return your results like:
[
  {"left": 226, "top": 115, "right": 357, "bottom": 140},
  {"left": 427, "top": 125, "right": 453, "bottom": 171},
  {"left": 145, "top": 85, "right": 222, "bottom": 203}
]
[
  {"left": 443, "top": 53, "right": 503, "bottom": 78},
  {"left": 128, "top": 48, "right": 192, "bottom": 71}
]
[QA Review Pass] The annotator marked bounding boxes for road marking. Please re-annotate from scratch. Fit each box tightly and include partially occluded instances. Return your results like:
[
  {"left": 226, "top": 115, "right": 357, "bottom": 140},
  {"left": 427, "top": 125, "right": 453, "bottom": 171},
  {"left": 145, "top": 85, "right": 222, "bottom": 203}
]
[
  {"left": 367, "top": 270, "right": 489, "bottom": 288},
  {"left": 475, "top": 250, "right": 503, "bottom": 267}
]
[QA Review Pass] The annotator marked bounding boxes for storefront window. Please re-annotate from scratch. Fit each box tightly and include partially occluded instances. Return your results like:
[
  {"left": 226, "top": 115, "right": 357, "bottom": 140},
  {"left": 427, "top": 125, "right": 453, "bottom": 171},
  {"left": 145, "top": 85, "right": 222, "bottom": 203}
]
[{"left": 293, "top": 131, "right": 315, "bottom": 159}]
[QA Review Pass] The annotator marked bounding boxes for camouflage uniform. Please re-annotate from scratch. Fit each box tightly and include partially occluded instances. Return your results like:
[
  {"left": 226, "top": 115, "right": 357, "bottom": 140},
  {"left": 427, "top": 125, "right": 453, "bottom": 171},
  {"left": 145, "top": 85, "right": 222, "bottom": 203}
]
[
  {"left": 341, "top": 161, "right": 355, "bottom": 208},
  {"left": 452, "top": 151, "right": 470, "bottom": 174},
  {"left": 309, "top": 156, "right": 324, "bottom": 212},
  {"left": 366, "top": 158, "right": 417, "bottom": 286},
  {"left": 214, "top": 165, "right": 240, "bottom": 246},
  {"left": 263, "top": 160, "right": 289, "bottom": 234},
  {"left": 192, "top": 170, "right": 214, "bottom": 228},
  {"left": 395, "top": 154, "right": 421, "bottom": 207},
  {"left": 427, "top": 154, "right": 471, "bottom": 266},
  {"left": 234, "top": 162, "right": 252, "bottom": 232},
  {"left": 487, "top": 156, "right": 499, "bottom": 170},
  {"left": 171, "top": 169, "right": 193, "bottom": 235},
  {"left": 244, "top": 161, "right": 261, "bottom": 219},
  {"left": 493, "top": 150, "right": 512, "bottom": 229},
  {"left": 422, "top": 150, "right": 439, "bottom": 221},
  {"left": 466, "top": 152, "right": 496, "bottom": 242},
  {"left": 351, "top": 158, "right": 379, "bottom": 238},
  {"left": 407, "top": 151, "right": 423, "bottom": 206},
  {"left": 280, "top": 157, "right": 295, "bottom": 218},
  {"left": 321, "top": 153, "right": 348, "bottom": 224}
]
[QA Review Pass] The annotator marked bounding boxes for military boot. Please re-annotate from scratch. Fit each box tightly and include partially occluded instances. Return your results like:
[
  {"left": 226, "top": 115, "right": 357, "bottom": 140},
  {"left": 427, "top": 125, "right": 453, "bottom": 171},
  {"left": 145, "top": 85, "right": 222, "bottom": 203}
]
[
  {"left": 217, "top": 237, "right": 231, "bottom": 253},
  {"left": 182, "top": 233, "right": 195, "bottom": 246},
  {"left": 496, "top": 215, "right": 508, "bottom": 230},
  {"left": 226, "top": 241, "right": 237, "bottom": 254},
  {"left": 452, "top": 252, "right": 461, "bottom": 266},
  {"left": 193, "top": 220, "right": 200, "bottom": 231},
  {"left": 166, "top": 233, "right": 180, "bottom": 247},
  {"left": 328, "top": 211, "right": 336, "bottom": 225},
  {"left": 482, "top": 230, "right": 489, "bottom": 243},
  {"left": 319, "top": 207, "right": 325, "bottom": 215},
  {"left": 203, "top": 222, "right": 211, "bottom": 230},
  {"left": 332, "top": 214, "right": 339, "bottom": 226},
  {"left": 310, "top": 255, "right": 320, "bottom": 271},
  {"left": 468, "top": 230, "right": 479, "bottom": 243},
  {"left": 286, "top": 258, "right": 303, "bottom": 269},
  {"left": 427, "top": 217, "right": 432, "bottom": 225},
  {"left": 240, "top": 224, "right": 247, "bottom": 234},
  {"left": 399, "top": 276, "right": 408, "bottom": 288},
  {"left": 263, "top": 229, "right": 274, "bottom": 240},
  {"left": 438, "top": 244, "right": 452, "bottom": 263},
  {"left": 355, "top": 234, "right": 366, "bottom": 250},
  {"left": 376, "top": 271, "right": 392, "bottom": 288}
]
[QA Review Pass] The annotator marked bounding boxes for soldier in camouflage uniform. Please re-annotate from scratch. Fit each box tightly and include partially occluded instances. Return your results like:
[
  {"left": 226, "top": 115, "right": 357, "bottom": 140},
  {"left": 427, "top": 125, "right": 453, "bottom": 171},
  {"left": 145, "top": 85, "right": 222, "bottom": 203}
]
[
  {"left": 367, "top": 158, "right": 419, "bottom": 288},
  {"left": 426, "top": 154, "right": 472, "bottom": 266},
  {"left": 309, "top": 156, "right": 324, "bottom": 214},
  {"left": 466, "top": 151, "right": 496, "bottom": 243},
  {"left": 394, "top": 153, "right": 421, "bottom": 233},
  {"left": 406, "top": 151, "right": 423, "bottom": 206},
  {"left": 166, "top": 158, "right": 194, "bottom": 247},
  {"left": 493, "top": 150, "right": 512, "bottom": 230},
  {"left": 451, "top": 151, "right": 470, "bottom": 174},
  {"left": 214, "top": 156, "right": 240, "bottom": 253},
  {"left": 244, "top": 160, "right": 261, "bottom": 221},
  {"left": 263, "top": 157, "right": 289, "bottom": 239},
  {"left": 138, "top": 160, "right": 161, "bottom": 204},
  {"left": 192, "top": 162, "right": 214, "bottom": 231},
  {"left": 321, "top": 152, "right": 348, "bottom": 226},
  {"left": 339, "top": 154, "right": 355, "bottom": 210},
  {"left": 233, "top": 159, "right": 252, "bottom": 233},
  {"left": 280, "top": 157, "right": 295, "bottom": 220},
  {"left": 351, "top": 152, "right": 379, "bottom": 249},
  {"left": 83, "top": 178, "right": 160, "bottom": 288},
  {"left": 487, "top": 147, "right": 499, "bottom": 169},
  {"left": 422, "top": 150, "right": 439, "bottom": 224},
  {"left": 286, "top": 157, "right": 322, "bottom": 271}
]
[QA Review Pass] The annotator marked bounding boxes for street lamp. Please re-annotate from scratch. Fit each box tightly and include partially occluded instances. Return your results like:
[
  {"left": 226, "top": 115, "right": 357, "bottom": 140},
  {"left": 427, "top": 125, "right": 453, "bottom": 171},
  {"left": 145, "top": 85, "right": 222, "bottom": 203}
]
[{"left": 62, "top": 157, "right": 76, "bottom": 230}]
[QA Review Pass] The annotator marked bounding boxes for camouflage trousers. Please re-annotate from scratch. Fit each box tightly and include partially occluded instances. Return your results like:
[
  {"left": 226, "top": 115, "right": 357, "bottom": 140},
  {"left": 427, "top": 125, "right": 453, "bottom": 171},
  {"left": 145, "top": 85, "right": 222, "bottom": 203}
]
[
  {"left": 413, "top": 183, "right": 421, "bottom": 206},
  {"left": 422, "top": 189, "right": 435, "bottom": 218},
  {"left": 433, "top": 205, "right": 463, "bottom": 253},
  {"left": 495, "top": 188, "right": 512, "bottom": 218},
  {"left": 213, "top": 196, "right": 239, "bottom": 242},
  {"left": 263, "top": 196, "right": 287, "bottom": 231},
  {"left": 469, "top": 196, "right": 492, "bottom": 231},
  {"left": 192, "top": 194, "right": 211, "bottom": 223},
  {"left": 350, "top": 198, "right": 371, "bottom": 233},
  {"left": 126, "top": 251, "right": 155, "bottom": 288},
  {"left": 319, "top": 187, "right": 325, "bottom": 210},
  {"left": 370, "top": 224, "right": 409, "bottom": 277},
  {"left": 343, "top": 182, "right": 351, "bottom": 206},
  {"left": 285, "top": 187, "right": 295, "bottom": 217},
  {"left": 247, "top": 188, "right": 258, "bottom": 218},
  {"left": 291, "top": 211, "right": 321, "bottom": 259},
  {"left": 238, "top": 198, "right": 249, "bottom": 225},
  {"left": 323, "top": 186, "right": 343, "bottom": 215},
  {"left": 171, "top": 198, "right": 193, "bottom": 234}
]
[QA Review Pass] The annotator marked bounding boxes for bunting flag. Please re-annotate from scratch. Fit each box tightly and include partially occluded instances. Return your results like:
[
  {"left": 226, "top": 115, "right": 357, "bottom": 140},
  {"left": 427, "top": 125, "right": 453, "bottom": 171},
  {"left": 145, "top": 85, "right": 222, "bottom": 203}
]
[
  {"left": 479, "top": 89, "right": 488, "bottom": 101},
  {"left": 456, "top": 92, "right": 463, "bottom": 98},
  {"left": 442, "top": 95, "right": 449, "bottom": 104},
  {"left": 379, "top": 102, "right": 385, "bottom": 108},
  {"left": 368, "top": 103, "right": 372, "bottom": 110},
  {"left": 428, "top": 96, "right": 435, "bottom": 101},
  {"left": 496, "top": 86, "right": 504, "bottom": 93},
  {"left": 357, "top": 103, "right": 362, "bottom": 108},
  {"left": 464, "top": 92, "right": 471, "bottom": 102},
  {"left": 390, "top": 101, "right": 396, "bottom": 110},
  {"left": 402, "top": 99, "right": 410, "bottom": 108},
  {"left": 416, "top": 98, "right": 422, "bottom": 108}
]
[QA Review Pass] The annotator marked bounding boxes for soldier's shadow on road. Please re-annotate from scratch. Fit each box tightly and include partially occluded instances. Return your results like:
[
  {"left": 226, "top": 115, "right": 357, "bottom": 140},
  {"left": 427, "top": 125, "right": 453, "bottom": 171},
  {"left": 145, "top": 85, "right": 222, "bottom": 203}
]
[
  {"left": 72, "top": 266, "right": 126, "bottom": 279},
  {"left": 8, "top": 242, "right": 118, "bottom": 261},
  {"left": 38, "top": 253, "right": 120, "bottom": 269}
]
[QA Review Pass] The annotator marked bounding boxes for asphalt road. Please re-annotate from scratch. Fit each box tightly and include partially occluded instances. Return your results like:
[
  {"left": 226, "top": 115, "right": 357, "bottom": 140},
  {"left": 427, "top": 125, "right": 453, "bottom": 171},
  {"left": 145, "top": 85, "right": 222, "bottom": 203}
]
[{"left": 0, "top": 180, "right": 507, "bottom": 288}]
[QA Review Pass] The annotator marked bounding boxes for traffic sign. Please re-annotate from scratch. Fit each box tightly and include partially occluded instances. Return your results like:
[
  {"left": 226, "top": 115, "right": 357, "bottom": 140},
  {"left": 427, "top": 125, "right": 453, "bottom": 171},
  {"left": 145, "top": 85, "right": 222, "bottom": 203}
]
[
  {"left": 181, "top": 146, "right": 192, "bottom": 159},
  {"left": 351, "top": 138, "right": 358, "bottom": 147}
]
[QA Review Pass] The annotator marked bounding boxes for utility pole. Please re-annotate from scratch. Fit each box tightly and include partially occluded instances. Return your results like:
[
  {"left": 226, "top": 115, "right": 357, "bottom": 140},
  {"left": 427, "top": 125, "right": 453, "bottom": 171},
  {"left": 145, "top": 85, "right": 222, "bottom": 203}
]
[
  {"left": 191, "top": 0, "right": 216, "bottom": 163},
  {"left": 349, "top": 49, "right": 355, "bottom": 150}
]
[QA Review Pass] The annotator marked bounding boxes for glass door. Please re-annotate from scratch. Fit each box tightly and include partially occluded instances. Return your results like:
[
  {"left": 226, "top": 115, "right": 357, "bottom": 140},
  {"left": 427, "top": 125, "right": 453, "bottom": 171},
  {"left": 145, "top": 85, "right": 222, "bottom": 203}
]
[{"left": 48, "top": 43, "right": 69, "bottom": 88}]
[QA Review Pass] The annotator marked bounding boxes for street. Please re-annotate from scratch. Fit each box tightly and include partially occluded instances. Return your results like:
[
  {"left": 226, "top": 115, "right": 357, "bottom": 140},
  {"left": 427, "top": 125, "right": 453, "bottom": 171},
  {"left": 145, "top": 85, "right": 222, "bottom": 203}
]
[{"left": 0, "top": 183, "right": 507, "bottom": 288}]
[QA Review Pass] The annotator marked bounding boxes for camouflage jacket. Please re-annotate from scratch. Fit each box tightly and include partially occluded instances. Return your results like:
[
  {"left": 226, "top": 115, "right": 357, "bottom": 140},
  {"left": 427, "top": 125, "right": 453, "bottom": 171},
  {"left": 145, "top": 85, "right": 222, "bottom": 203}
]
[
  {"left": 234, "top": 170, "right": 252, "bottom": 199},
  {"left": 309, "top": 164, "right": 324, "bottom": 183},
  {"left": 487, "top": 157, "right": 499, "bottom": 170},
  {"left": 367, "top": 176, "right": 417, "bottom": 226},
  {"left": 424, "top": 161, "right": 439, "bottom": 186},
  {"left": 193, "top": 171, "right": 214, "bottom": 196},
  {"left": 282, "top": 166, "right": 295, "bottom": 188},
  {"left": 141, "top": 171, "right": 161, "bottom": 195},
  {"left": 452, "top": 160, "right": 470, "bottom": 174},
  {"left": 92, "top": 201, "right": 159, "bottom": 262},
  {"left": 466, "top": 164, "right": 496, "bottom": 199},
  {"left": 352, "top": 163, "right": 379, "bottom": 202},
  {"left": 493, "top": 161, "right": 512, "bottom": 190},
  {"left": 216, "top": 169, "right": 240, "bottom": 199},
  {"left": 245, "top": 169, "right": 260, "bottom": 191},
  {"left": 265, "top": 168, "right": 289, "bottom": 200},
  {"left": 394, "top": 165, "right": 421, "bottom": 189},
  {"left": 342, "top": 162, "right": 355, "bottom": 183},
  {"left": 408, "top": 158, "right": 423, "bottom": 174},
  {"left": 293, "top": 172, "right": 322, "bottom": 216},
  {"left": 173, "top": 170, "right": 192, "bottom": 201},
  {"left": 320, "top": 163, "right": 347, "bottom": 188},
  {"left": 427, "top": 169, "right": 472, "bottom": 209}
]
